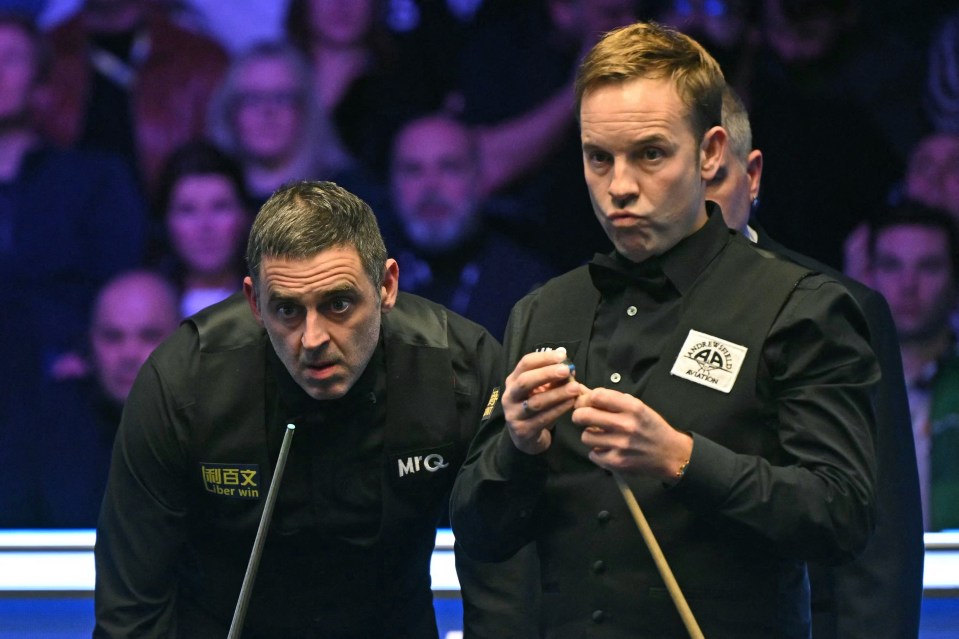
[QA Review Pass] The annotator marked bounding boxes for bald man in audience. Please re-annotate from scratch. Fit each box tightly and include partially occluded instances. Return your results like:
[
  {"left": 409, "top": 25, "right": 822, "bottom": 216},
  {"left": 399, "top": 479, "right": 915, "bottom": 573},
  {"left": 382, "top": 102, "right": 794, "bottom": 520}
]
[{"left": 34, "top": 271, "right": 180, "bottom": 527}]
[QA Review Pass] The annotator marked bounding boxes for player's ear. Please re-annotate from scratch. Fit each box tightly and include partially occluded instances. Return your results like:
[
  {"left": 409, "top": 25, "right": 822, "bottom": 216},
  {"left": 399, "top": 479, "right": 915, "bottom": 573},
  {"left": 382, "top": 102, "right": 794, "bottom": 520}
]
[
  {"left": 243, "top": 276, "right": 264, "bottom": 326},
  {"left": 379, "top": 259, "right": 399, "bottom": 313},
  {"left": 700, "top": 126, "right": 728, "bottom": 181},
  {"left": 746, "top": 149, "right": 763, "bottom": 202}
]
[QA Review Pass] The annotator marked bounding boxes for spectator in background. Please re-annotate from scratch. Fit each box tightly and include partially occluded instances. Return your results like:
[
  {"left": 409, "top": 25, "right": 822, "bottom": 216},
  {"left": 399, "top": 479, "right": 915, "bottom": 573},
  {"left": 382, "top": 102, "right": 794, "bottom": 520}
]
[
  {"left": 756, "top": 0, "right": 929, "bottom": 160},
  {"left": 708, "top": 85, "right": 924, "bottom": 639},
  {"left": 741, "top": 0, "right": 903, "bottom": 271},
  {"left": 35, "top": 0, "right": 228, "bottom": 191},
  {"left": 454, "top": 0, "right": 640, "bottom": 271},
  {"left": 207, "top": 41, "right": 376, "bottom": 210},
  {"left": 152, "top": 140, "right": 252, "bottom": 318},
  {"left": 35, "top": 270, "right": 179, "bottom": 528},
  {"left": 387, "top": 114, "right": 557, "bottom": 340},
  {"left": 926, "top": 8, "right": 959, "bottom": 135},
  {"left": 845, "top": 131, "right": 959, "bottom": 283},
  {"left": 903, "top": 131, "right": 959, "bottom": 219},
  {"left": 285, "top": 0, "right": 441, "bottom": 178},
  {"left": 0, "top": 12, "right": 146, "bottom": 516},
  {"left": 870, "top": 202, "right": 959, "bottom": 532}
]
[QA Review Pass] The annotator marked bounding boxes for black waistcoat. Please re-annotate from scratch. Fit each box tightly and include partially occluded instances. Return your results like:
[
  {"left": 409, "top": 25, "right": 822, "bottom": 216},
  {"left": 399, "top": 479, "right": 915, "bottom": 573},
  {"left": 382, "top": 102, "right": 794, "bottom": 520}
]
[
  {"left": 505, "top": 236, "right": 815, "bottom": 638},
  {"left": 171, "top": 294, "right": 471, "bottom": 638}
]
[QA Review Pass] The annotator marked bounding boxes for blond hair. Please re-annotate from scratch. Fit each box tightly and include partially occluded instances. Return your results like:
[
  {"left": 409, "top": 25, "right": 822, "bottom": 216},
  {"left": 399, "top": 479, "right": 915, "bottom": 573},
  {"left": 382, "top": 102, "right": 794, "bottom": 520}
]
[{"left": 575, "top": 21, "right": 725, "bottom": 142}]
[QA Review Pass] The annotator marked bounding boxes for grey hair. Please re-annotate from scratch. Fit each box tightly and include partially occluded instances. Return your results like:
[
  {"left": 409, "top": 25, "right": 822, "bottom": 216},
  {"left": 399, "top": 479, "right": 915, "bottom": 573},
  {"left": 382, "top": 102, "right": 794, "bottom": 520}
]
[
  {"left": 246, "top": 181, "right": 387, "bottom": 290},
  {"left": 721, "top": 86, "right": 752, "bottom": 166},
  {"left": 206, "top": 41, "right": 351, "bottom": 175}
]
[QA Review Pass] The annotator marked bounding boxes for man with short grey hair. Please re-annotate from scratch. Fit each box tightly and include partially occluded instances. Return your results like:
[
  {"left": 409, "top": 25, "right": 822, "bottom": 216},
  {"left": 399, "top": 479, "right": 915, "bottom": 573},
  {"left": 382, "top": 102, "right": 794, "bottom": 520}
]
[
  {"left": 706, "top": 85, "right": 924, "bottom": 639},
  {"left": 94, "top": 180, "right": 533, "bottom": 638}
]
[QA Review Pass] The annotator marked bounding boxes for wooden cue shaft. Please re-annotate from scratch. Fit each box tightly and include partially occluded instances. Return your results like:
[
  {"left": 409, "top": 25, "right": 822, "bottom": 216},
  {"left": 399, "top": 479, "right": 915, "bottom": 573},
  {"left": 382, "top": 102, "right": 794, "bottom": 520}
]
[{"left": 612, "top": 471, "right": 705, "bottom": 639}]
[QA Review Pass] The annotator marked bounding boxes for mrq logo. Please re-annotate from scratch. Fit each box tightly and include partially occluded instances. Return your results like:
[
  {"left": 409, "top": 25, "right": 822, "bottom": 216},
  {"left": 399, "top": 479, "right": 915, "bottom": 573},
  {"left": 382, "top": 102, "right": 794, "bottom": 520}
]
[{"left": 397, "top": 454, "right": 449, "bottom": 477}]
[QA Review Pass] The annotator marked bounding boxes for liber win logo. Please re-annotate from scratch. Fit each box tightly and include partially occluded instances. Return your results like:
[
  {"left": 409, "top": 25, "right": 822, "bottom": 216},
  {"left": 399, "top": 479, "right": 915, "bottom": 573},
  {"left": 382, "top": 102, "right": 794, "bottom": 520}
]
[
  {"left": 200, "top": 463, "right": 260, "bottom": 499},
  {"left": 670, "top": 330, "right": 748, "bottom": 394}
]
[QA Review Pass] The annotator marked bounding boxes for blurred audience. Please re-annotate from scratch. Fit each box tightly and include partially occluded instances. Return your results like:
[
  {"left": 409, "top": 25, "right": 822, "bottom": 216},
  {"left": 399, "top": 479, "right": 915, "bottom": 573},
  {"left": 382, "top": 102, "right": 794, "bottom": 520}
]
[
  {"left": 33, "top": 270, "right": 180, "bottom": 527},
  {"left": 0, "top": 11, "right": 146, "bottom": 463},
  {"left": 903, "top": 131, "right": 959, "bottom": 219},
  {"left": 926, "top": 8, "right": 959, "bottom": 135},
  {"left": 740, "top": 0, "right": 902, "bottom": 271},
  {"left": 870, "top": 202, "right": 959, "bottom": 532},
  {"left": 454, "top": 0, "right": 640, "bottom": 271},
  {"left": 387, "top": 114, "right": 556, "bottom": 340},
  {"left": 756, "top": 0, "right": 929, "bottom": 159},
  {"left": 35, "top": 0, "right": 229, "bottom": 191},
  {"left": 285, "top": 0, "right": 440, "bottom": 177},
  {"left": 845, "top": 131, "right": 959, "bottom": 283},
  {"left": 167, "top": 0, "right": 289, "bottom": 54},
  {"left": 88, "top": 270, "right": 179, "bottom": 404},
  {"left": 151, "top": 140, "right": 252, "bottom": 318},
  {"left": 207, "top": 41, "right": 377, "bottom": 209}
]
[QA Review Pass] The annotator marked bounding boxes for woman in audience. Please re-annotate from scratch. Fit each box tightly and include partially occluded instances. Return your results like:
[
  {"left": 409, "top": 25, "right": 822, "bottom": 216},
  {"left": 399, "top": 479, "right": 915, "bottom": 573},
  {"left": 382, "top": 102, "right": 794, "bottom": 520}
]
[
  {"left": 207, "top": 40, "right": 377, "bottom": 208},
  {"left": 152, "top": 140, "right": 252, "bottom": 318}
]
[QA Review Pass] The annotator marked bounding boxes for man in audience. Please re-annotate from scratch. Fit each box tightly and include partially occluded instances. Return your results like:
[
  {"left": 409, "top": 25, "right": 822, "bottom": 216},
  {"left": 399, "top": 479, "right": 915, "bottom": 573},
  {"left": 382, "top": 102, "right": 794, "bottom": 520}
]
[
  {"left": 707, "top": 86, "right": 924, "bottom": 639},
  {"left": 387, "top": 113, "right": 556, "bottom": 339},
  {"left": 870, "top": 202, "right": 959, "bottom": 533},
  {"left": 88, "top": 270, "right": 181, "bottom": 406},
  {"left": 845, "top": 131, "right": 959, "bottom": 283},
  {"left": 36, "top": 270, "right": 180, "bottom": 527}
]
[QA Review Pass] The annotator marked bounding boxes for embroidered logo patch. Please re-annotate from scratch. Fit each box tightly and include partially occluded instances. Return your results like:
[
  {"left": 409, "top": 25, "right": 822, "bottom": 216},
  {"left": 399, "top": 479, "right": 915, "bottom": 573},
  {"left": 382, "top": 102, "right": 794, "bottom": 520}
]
[
  {"left": 396, "top": 453, "right": 450, "bottom": 478},
  {"left": 483, "top": 386, "right": 500, "bottom": 420},
  {"left": 669, "top": 330, "right": 748, "bottom": 393},
  {"left": 200, "top": 463, "right": 260, "bottom": 499}
]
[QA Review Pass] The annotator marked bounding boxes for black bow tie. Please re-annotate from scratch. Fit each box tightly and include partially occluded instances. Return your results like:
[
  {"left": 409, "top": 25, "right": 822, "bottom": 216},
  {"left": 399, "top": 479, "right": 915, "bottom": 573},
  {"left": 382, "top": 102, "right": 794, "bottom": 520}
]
[{"left": 588, "top": 253, "right": 672, "bottom": 299}]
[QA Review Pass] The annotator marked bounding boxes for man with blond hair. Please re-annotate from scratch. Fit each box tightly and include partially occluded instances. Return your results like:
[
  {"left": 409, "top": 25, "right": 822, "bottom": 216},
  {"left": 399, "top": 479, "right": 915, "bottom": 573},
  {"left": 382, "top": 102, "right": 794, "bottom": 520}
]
[{"left": 452, "top": 22, "right": 878, "bottom": 638}]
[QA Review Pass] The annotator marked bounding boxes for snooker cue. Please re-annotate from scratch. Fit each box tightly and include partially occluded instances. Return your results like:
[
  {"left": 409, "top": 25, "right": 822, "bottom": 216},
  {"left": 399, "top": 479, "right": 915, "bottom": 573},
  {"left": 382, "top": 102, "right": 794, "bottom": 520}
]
[
  {"left": 228, "top": 423, "right": 296, "bottom": 639},
  {"left": 612, "top": 471, "right": 705, "bottom": 639}
]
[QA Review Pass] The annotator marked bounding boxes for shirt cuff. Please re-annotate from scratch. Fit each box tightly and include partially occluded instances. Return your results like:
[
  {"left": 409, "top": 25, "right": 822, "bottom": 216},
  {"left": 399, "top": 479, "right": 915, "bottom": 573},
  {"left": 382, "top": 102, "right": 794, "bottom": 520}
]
[{"left": 670, "top": 432, "right": 737, "bottom": 508}]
